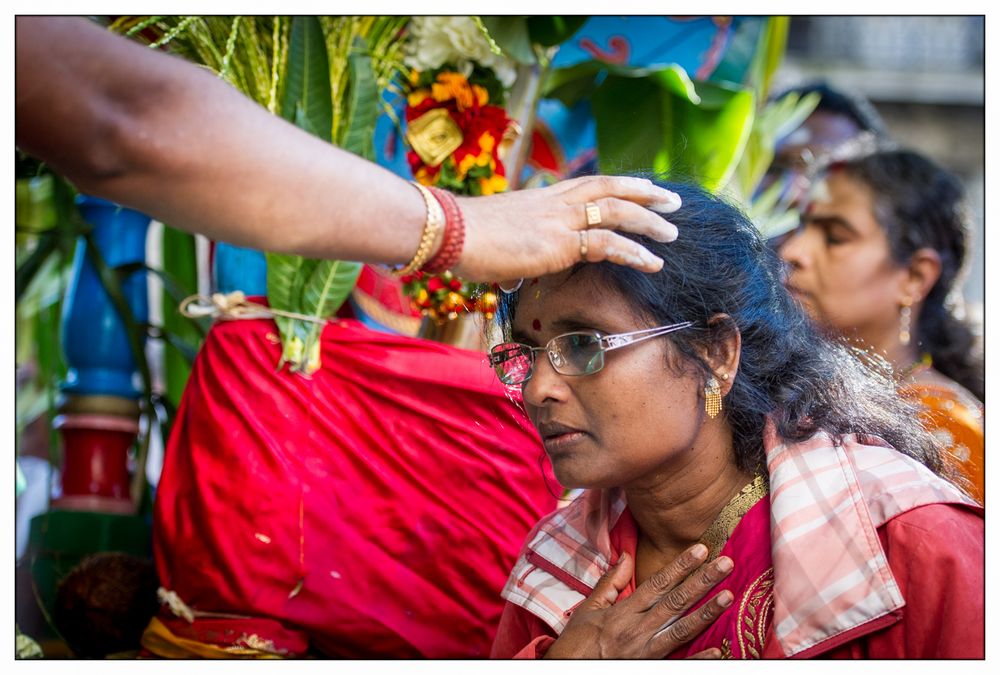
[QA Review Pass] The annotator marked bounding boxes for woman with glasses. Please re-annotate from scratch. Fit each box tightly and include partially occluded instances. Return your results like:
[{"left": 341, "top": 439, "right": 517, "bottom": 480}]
[{"left": 487, "top": 181, "right": 983, "bottom": 659}]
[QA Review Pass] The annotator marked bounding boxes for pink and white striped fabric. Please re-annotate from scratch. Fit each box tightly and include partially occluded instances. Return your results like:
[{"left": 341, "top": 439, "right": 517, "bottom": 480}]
[{"left": 501, "top": 420, "right": 978, "bottom": 656}]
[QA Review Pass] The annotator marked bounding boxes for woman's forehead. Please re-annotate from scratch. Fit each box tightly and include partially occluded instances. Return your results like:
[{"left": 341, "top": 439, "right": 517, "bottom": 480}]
[{"left": 510, "top": 270, "right": 635, "bottom": 332}]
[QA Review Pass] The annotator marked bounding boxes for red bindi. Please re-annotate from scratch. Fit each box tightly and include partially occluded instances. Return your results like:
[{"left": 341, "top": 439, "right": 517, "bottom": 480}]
[{"left": 532, "top": 319, "right": 542, "bottom": 332}]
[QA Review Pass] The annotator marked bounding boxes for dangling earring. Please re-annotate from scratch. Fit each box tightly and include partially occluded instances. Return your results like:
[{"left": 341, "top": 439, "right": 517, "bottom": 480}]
[
  {"left": 899, "top": 297, "right": 912, "bottom": 346},
  {"left": 704, "top": 376, "right": 722, "bottom": 419}
]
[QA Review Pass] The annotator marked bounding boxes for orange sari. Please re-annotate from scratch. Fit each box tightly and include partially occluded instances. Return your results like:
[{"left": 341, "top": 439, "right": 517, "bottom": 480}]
[{"left": 899, "top": 381, "right": 984, "bottom": 504}]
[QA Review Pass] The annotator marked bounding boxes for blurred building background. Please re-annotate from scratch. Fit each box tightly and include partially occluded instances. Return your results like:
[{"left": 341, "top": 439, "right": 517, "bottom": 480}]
[{"left": 773, "top": 15, "right": 984, "bottom": 320}]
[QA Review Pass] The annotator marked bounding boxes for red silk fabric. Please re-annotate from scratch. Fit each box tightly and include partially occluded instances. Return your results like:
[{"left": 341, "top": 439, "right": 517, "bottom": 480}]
[{"left": 152, "top": 315, "right": 556, "bottom": 657}]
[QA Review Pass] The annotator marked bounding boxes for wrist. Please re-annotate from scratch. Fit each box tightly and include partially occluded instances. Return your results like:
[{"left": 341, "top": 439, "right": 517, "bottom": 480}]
[
  {"left": 393, "top": 182, "right": 444, "bottom": 276},
  {"left": 423, "top": 186, "right": 466, "bottom": 274}
]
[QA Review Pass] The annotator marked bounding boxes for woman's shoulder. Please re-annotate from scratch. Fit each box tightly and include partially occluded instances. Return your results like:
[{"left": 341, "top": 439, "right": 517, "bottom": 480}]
[
  {"left": 899, "top": 370, "right": 983, "bottom": 441},
  {"left": 902, "top": 370, "right": 983, "bottom": 416},
  {"left": 879, "top": 502, "right": 983, "bottom": 571}
]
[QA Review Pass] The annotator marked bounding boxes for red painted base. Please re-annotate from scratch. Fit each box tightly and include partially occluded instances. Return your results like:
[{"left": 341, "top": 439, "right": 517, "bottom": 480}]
[{"left": 53, "top": 413, "right": 138, "bottom": 513}]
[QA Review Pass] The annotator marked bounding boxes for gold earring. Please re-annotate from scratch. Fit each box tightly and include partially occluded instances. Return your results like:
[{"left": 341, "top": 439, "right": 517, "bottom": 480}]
[
  {"left": 899, "top": 298, "right": 912, "bottom": 346},
  {"left": 704, "top": 377, "right": 722, "bottom": 418}
]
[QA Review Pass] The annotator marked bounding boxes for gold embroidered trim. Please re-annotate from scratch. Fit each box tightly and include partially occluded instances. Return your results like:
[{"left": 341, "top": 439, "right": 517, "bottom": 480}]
[
  {"left": 736, "top": 567, "right": 774, "bottom": 659},
  {"left": 699, "top": 474, "right": 768, "bottom": 560}
]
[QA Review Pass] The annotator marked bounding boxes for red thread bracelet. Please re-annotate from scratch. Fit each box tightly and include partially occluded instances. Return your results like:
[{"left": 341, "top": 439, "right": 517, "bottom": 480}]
[{"left": 423, "top": 186, "right": 466, "bottom": 273}]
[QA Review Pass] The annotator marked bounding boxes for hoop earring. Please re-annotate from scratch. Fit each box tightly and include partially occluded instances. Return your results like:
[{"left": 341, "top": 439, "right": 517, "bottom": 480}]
[
  {"left": 704, "top": 377, "right": 722, "bottom": 419},
  {"left": 899, "top": 298, "right": 912, "bottom": 346}
]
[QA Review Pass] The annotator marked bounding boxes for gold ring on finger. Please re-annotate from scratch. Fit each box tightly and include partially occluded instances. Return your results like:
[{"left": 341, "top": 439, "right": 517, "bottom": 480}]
[
  {"left": 585, "top": 201, "right": 602, "bottom": 227},
  {"left": 579, "top": 229, "right": 589, "bottom": 260}
]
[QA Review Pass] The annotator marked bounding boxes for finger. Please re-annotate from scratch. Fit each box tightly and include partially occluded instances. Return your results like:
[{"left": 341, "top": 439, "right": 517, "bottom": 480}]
[
  {"left": 589, "top": 197, "right": 679, "bottom": 242},
  {"left": 648, "top": 590, "right": 734, "bottom": 656},
  {"left": 647, "top": 555, "right": 734, "bottom": 628},
  {"left": 583, "top": 229, "right": 664, "bottom": 272},
  {"left": 552, "top": 175, "right": 682, "bottom": 213},
  {"left": 581, "top": 552, "right": 634, "bottom": 610},
  {"left": 628, "top": 543, "right": 709, "bottom": 611},
  {"left": 687, "top": 648, "right": 723, "bottom": 660}
]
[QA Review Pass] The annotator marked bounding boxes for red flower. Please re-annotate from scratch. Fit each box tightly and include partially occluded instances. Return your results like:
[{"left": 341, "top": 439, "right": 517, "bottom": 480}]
[
  {"left": 449, "top": 278, "right": 463, "bottom": 291},
  {"left": 427, "top": 277, "right": 445, "bottom": 292}
]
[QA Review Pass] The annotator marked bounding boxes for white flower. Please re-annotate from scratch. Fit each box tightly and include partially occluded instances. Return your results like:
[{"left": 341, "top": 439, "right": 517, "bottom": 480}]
[{"left": 405, "top": 17, "right": 517, "bottom": 88}]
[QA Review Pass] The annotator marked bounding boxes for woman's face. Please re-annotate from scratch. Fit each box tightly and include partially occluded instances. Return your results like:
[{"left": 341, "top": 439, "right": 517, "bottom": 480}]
[
  {"left": 778, "top": 171, "right": 905, "bottom": 340},
  {"left": 509, "top": 271, "right": 706, "bottom": 490}
]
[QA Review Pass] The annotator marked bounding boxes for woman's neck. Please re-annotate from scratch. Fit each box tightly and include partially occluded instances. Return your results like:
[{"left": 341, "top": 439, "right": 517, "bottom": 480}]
[{"left": 625, "top": 423, "right": 754, "bottom": 567}]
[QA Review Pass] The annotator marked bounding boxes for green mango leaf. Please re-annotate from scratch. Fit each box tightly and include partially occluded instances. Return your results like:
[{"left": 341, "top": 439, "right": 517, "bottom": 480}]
[
  {"left": 282, "top": 16, "right": 333, "bottom": 141},
  {"left": 672, "top": 81, "right": 755, "bottom": 191},
  {"left": 651, "top": 65, "right": 702, "bottom": 105},
  {"left": 481, "top": 16, "right": 535, "bottom": 64},
  {"left": 269, "top": 19, "right": 366, "bottom": 373},
  {"left": 267, "top": 252, "right": 319, "bottom": 365},
  {"left": 527, "top": 16, "right": 587, "bottom": 47},
  {"left": 339, "top": 36, "right": 378, "bottom": 159},
  {"left": 593, "top": 75, "right": 667, "bottom": 175},
  {"left": 298, "top": 259, "right": 362, "bottom": 374},
  {"left": 592, "top": 67, "right": 754, "bottom": 192},
  {"left": 545, "top": 60, "right": 699, "bottom": 109}
]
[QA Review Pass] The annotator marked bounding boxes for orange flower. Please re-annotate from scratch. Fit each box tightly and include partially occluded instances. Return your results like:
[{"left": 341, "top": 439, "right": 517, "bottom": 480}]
[
  {"left": 407, "top": 89, "right": 430, "bottom": 107},
  {"left": 479, "top": 174, "right": 508, "bottom": 196},
  {"left": 430, "top": 72, "right": 484, "bottom": 111},
  {"left": 413, "top": 166, "right": 436, "bottom": 186},
  {"left": 478, "top": 132, "right": 496, "bottom": 154},
  {"left": 457, "top": 153, "right": 478, "bottom": 178},
  {"left": 473, "top": 84, "right": 489, "bottom": 107}
]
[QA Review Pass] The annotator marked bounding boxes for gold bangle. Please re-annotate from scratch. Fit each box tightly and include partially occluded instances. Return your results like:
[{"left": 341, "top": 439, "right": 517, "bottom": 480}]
[{"left": 394, "top": 182, "right": 444, "bottom": 276}]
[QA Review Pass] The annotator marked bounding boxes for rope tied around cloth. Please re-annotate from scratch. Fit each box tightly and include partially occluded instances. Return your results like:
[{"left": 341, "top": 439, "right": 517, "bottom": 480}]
[
  {"left": 179, "top": 291, "right": 327, "bottom": 324},
  {"left": 157, "top": 587, "right": 255, "bottom": 623},
  {"left": 158, "top": 588, "right": 196, "bottom": 623}
]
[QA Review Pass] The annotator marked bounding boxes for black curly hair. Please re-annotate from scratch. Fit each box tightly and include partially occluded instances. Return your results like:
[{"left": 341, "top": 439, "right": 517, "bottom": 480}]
[{"left": 496, "top": 179, "right": 958, "bottom": 484}]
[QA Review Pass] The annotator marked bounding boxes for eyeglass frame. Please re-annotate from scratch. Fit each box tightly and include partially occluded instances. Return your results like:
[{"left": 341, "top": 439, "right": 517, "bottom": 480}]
[{"left": 489, "top": 321, "right": 696, "bottom": 386}]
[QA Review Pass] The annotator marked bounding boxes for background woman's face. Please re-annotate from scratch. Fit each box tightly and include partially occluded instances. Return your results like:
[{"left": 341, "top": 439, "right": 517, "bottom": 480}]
[
  {"left": 778, "top": 171, "right": 905, "bottom": 341},
  {"left": 510, "top": 271, "right": 706, "bottom": 490}
]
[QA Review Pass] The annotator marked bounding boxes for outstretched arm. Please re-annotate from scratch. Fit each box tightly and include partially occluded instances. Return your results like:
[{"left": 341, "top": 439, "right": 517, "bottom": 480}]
[{"left": 16, "top": 17, "right": 682, "bottom": 282}]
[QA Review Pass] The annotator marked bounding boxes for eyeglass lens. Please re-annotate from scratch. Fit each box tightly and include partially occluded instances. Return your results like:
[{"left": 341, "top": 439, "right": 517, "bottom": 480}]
[{"left": 491, "top": 333, "right": 606, "bottom": 385}]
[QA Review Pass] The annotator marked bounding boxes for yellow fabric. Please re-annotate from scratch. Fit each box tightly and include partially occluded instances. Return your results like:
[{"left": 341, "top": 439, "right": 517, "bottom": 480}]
[
  {"left": 140, "top": 617, "right": 283, "bottom": 660},
  {"left": 900, "top": 381, "right": 984, "bottom": 504}
]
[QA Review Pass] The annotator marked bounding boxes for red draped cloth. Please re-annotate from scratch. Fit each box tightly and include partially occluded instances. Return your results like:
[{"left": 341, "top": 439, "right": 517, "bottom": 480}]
[{"left": 149, "top": 315, "right": 556, "bottom": 657}]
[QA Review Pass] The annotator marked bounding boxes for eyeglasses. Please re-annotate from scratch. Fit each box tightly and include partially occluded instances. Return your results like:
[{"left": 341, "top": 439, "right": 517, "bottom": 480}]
[{"left": 489, "top": 321, "right": 695, "bottom": 386}]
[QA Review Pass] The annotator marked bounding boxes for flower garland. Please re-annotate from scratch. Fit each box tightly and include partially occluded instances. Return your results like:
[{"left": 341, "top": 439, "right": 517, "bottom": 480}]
[
  {"left": 405, "top": 68, "right": 511, "bottom": 197},
  {"left": 400, "top": 18, "right": 516, "bottom": 324},
  {"left": 398, "top": 270, "right": 498, "bottom": 322}
]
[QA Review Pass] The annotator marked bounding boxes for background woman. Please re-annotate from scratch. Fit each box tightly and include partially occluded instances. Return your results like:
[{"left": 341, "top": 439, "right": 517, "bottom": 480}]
[
  {"left": 779, "top": 150, "right": 984, "bottom": 502},
  {"left": 488, "top": 181, "right": 982, "bottom": 659}
]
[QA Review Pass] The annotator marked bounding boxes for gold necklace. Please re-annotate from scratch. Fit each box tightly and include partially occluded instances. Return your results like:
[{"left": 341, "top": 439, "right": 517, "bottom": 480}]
[{"left": 699, "top": 475, "right": 769, "bottom": 560}]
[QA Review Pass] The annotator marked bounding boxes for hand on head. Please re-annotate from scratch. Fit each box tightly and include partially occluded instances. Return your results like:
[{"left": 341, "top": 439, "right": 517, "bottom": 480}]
[{"left": 456, "top": 175, "right": 681, "bottom": 283}]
